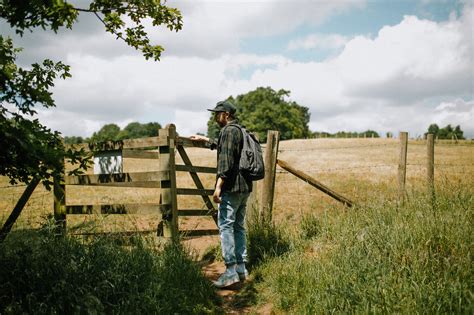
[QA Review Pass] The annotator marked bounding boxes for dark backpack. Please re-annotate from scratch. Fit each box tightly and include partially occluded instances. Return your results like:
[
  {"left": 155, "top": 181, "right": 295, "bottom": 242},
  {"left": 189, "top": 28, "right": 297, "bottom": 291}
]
[{"left": 228, "top": 124, "right": 265, "bottom": 181}]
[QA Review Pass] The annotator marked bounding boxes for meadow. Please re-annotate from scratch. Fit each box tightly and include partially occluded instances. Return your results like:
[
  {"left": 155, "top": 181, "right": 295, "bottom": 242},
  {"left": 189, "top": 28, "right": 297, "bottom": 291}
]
[
  {"left": 1, "top": 138, "right": 472, "bottom": 234},
  {"left": 0, "top": 137, "right": 472, "bottom": 313}
]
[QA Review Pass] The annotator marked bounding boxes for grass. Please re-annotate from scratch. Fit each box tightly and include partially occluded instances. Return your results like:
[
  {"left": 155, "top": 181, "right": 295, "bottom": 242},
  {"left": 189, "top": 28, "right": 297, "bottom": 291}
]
[
  {"left": 255, "top": 183, "right": 473, "bottom": 314},
  {"left": 0, "top": 228, "right": 221, "bottom": 314},
  {"left": 246, "top": 207, "right": 291, "bottom": 270},
  {"left": 0, "top": 138, "right": 472, "bottom": 313}
]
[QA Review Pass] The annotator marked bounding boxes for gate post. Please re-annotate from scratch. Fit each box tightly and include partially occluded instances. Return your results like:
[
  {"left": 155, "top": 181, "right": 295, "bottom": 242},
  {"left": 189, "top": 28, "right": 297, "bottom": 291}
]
[
  {"left": 260, "top": 130, "right": 279, "bottom": 223},
  {"left": 53, "top": 167, "right": 66, "bottom": 234},
  {"left": 159, "top": 124, "right": 179, "bottom": 240}
]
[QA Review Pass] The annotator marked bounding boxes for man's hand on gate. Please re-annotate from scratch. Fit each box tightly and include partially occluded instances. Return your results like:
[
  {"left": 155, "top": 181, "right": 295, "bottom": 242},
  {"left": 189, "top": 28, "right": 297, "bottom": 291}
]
[
  {"left": 213, "top": 187, "right": 222, "bottom": 203},
  {"left": 190, "top": 135, "right": 209, "bottom": 142}
]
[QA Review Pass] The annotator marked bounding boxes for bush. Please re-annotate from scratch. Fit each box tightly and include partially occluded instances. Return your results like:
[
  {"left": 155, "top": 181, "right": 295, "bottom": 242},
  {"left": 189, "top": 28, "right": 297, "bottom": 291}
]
[{"left": 0, "top": 231, "right": 220, "bottom": 314}]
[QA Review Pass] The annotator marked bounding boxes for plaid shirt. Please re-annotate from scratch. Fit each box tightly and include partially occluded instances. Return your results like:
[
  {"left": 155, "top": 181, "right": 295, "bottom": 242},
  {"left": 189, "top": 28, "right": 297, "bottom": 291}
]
[{"left": 211, "top": 120, "right": 252, "bottom": 193}]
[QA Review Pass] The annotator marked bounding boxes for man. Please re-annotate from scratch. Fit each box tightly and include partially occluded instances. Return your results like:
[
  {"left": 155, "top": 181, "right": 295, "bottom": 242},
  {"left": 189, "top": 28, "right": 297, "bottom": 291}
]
[{"left": 191, "top": 100, "right": 252, "bottom": 288}]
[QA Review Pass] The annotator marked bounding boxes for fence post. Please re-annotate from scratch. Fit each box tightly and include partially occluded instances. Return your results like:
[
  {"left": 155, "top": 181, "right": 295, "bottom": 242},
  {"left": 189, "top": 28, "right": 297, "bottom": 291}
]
[
  {"left": 427, "top": 133, "right": 435, "bottom": 195},
  {"left": 0, "top": 177, "right": 40, "bottom": 242},
  {"left": 54, "top": 166, "right": 66, "bottom": 233},
  {"left": 260, "top": 130, "right": 279, "bottom": 223},
  {"left": 159, "top": 124, "right": 178, "bottom": 240},
  {"left": 398, "top": 132, "right": 408, "bottom": 204}
]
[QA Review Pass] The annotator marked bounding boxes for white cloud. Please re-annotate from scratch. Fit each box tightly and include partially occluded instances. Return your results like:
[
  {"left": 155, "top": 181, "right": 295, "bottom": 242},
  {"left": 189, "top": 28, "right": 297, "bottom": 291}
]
[
  {"left": 287, "top": 33, "right": 350, "bottom": 51},
  {"left": 432, "top": 98, "right": 474, "bottom": 136},
  {"left": 235, "top": 6, "right": 473, "bottom": 135},
  {"left": 148, "top": 0, "right": 366, "bottom": 58},
  {"left": 10, "top": 1, "right": 474, "bottom": 139}
]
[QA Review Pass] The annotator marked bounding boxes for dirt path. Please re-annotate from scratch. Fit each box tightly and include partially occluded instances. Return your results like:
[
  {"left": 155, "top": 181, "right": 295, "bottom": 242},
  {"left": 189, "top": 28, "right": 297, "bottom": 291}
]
[
  {"left": 184, "top": 236, "right": 273, "bottom": 314},
  {"left": 202, "top": 261, "right": 274, "bottom": 314}
]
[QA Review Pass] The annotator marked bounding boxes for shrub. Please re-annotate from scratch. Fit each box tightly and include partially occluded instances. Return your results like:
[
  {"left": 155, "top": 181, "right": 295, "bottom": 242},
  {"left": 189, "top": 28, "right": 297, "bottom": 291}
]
[{"left": 0, "top": 230, "right": 220, "bottom": 314}]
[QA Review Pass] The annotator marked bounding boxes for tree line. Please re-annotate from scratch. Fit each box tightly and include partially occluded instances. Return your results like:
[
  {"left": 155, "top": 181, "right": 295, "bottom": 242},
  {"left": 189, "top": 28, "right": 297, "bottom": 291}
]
[
  {"left": 64, "top": 122, "right": 162, "bottom": 144},
  {"left": 425, "top": 124, "right": 464, "bottom": 140}
]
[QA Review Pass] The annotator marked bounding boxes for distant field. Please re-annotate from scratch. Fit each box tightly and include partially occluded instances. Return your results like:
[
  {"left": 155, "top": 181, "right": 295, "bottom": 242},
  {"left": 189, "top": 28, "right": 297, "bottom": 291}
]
[{"left": 1, "top": 138, "right": 473, "bottom": 234}]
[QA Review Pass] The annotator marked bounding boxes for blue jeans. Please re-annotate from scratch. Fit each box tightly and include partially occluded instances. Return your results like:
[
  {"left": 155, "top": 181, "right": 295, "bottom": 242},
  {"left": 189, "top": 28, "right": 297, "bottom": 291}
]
[{"left": 218, "top": 191, "right": 250, "bottom": 267}]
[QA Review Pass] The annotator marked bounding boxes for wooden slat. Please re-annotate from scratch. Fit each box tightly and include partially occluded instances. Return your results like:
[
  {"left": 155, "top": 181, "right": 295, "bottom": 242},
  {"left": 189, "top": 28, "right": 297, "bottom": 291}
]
[
  {"left": 66, "top": 204, "right": 169, "bottom": 215},
  {"left": 175, "top": 164, "right": 217, "bottom": 174},
  {"left": 180, "top": 229, "right": 219, "bottom": 237},
  {"left": 176, "top": 188, "right": 214, "bottom": 196},
  {"left": 0, "top": 178, "right": 41, "bottom": 242},
  {"left": 178, "top": 209, "right": 216, "bottom": 216},
  {"left": 69, "top": 229, "right": 158, "bottom": 236},
  {"left": 65, "top": 171, "right": 168, "bottom": 185},
  {"left": 70, "top": 181, "right": 160, "bottom": 188},
  {"left": 122, "top": 149, "right": 159, "bottom": 159},
  {"left": 177, "top": 145, "right": 217, "bottom": 226},
  {"left": 68, "top": 137, "right": 168, "bottom": 152},
  {"left": 177, "top": 137, "right": 212, "bottom": 148}
]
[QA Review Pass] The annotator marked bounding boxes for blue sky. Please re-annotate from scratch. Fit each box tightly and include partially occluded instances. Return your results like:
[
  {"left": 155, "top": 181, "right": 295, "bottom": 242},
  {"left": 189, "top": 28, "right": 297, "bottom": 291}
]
[{"left": 3, "top": 0, "right": 472, "bottom": 138}]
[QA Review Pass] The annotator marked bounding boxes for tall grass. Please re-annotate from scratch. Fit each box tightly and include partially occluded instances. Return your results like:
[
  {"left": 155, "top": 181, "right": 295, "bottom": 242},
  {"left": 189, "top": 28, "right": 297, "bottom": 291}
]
[
  {"left": 0, "top": 229, "right": 220, "bottom": 314},
  {"left": 258, "top": 184, "right": 473, "bottom": 313},
  {"left": 246, "top": 205, "right": 291, "bottom": 270}
]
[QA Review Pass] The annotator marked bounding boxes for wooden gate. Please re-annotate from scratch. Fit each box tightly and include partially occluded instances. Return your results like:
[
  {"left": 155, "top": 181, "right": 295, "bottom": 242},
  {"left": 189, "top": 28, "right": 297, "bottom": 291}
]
[{"left": 55, "top": 124, "right": 219, "bottom": 239}]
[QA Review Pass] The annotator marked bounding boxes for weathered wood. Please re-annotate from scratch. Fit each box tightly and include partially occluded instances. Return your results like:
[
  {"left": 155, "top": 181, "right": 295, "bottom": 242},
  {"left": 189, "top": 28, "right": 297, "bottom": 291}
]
[
  {"left": 69, "top": 229, "right": 158, "bottom": 237},
  {"left": 426, "top": 133, "right": 435, "bottom": 202},
  {"left": 122, "top": 149, "right": 159, "bottom": 159},
  {"left": 176, "top": 188, "right": 215, "bottom": 196},
  {"left": 178, "top": 209, "right": 216, "bottom": 216},
  {"left": 65, "top": 171, "right": 168, "bottom": 185},
  {"left": 66, "top": 204, "right": 168, "bottom": 215},
  {"left": 177, "top": 137, "right": 212, "bottom": 148},
  {"left": 54, "top": 172, "right": 67, "bottom": 233},
  {"left": 177, "top": 145, "right": 217, "bottom": 225},
  {"left": 179, "top": 229, "right": 220, "bottom": 237},
  {"left": 398, "top": 132, "right": 408, "bottom": 203},
  {"left": 277, "top": 159, "right": 353, "bottom": 207},
  {"left": 260, "top": 130, "right": 280, "bottom": 222},
  {"left": 427, "top": 133, "right": 435, "bottom": 194},
  {"left": 69, "top": 137, "right": 168, "bottom": 152},
  {"left": 175, "top": 164, "right": 217, "bottom": 174},
  {"left": 0, "top": 178, "right": 40, "bottom": 242},
  {"left": 159, "top": 125, "right": 179, "bottom": 239}
]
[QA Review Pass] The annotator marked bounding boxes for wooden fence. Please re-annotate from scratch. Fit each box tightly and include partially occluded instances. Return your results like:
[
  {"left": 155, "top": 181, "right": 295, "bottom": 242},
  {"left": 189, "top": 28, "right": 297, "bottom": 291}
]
[
  {"left": 1, "top": 127, "right": 440, "bottom": 242},
  {"left": 54, "top": 124, "right": 219, "bottom": 239}
]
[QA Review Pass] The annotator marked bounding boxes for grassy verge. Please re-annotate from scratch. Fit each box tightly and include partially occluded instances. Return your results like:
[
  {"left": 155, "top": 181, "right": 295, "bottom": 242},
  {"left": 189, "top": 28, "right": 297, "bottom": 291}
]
[
  {"left": 255, "top": 184, "right": 473, "bottom": 313},
  {"left": 0, "top": 230, "right": 221, "bottom": 314}
]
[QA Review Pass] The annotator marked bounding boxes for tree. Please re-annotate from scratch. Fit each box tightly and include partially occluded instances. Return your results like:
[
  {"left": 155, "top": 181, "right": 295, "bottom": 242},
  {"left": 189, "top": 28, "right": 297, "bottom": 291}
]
[
  {"left": 117, "top": 121, "right": 162, "bottom": 140},
  {"left": 427, "top": 123, "right": 440, "bottom": 135},
  {"left": 0, "top": 1, "right": 182, "bottom": 187},
  {"left": 90, "top": 123, "right": 121, "bottom": 142},
  {"left": 454, "top": 125, "right": 464, "bottom": 140},
  {"left": 64, "top": 136, "right": 84, "bottom": 145},
  {"left": 359, "top": 130, "right": 379, "bottom": 138},
  {"left": 425, "top": 123, "right": 464, "bottom": 139},
  {"left": 208, "top": 87, "right": 310, "bottom": 142}
]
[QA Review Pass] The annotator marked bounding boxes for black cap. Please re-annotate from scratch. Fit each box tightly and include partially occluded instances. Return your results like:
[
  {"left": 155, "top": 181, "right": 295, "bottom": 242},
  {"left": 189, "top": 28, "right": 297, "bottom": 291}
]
[{"left": 207, "top": 100, "right": 236, "bottom": 115}]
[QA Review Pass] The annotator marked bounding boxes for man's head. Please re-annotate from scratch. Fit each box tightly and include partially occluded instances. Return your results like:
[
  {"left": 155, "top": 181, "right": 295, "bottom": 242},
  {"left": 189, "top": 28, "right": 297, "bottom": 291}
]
[{"left": 208, "top": 100, "right": 236, "bottom": 127}]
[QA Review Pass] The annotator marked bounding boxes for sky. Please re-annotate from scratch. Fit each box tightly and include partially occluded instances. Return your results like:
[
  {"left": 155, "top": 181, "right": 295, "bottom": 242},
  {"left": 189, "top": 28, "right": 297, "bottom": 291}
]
[{"left": 2, "top": 0, "right": 473, "bottom": 138}]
